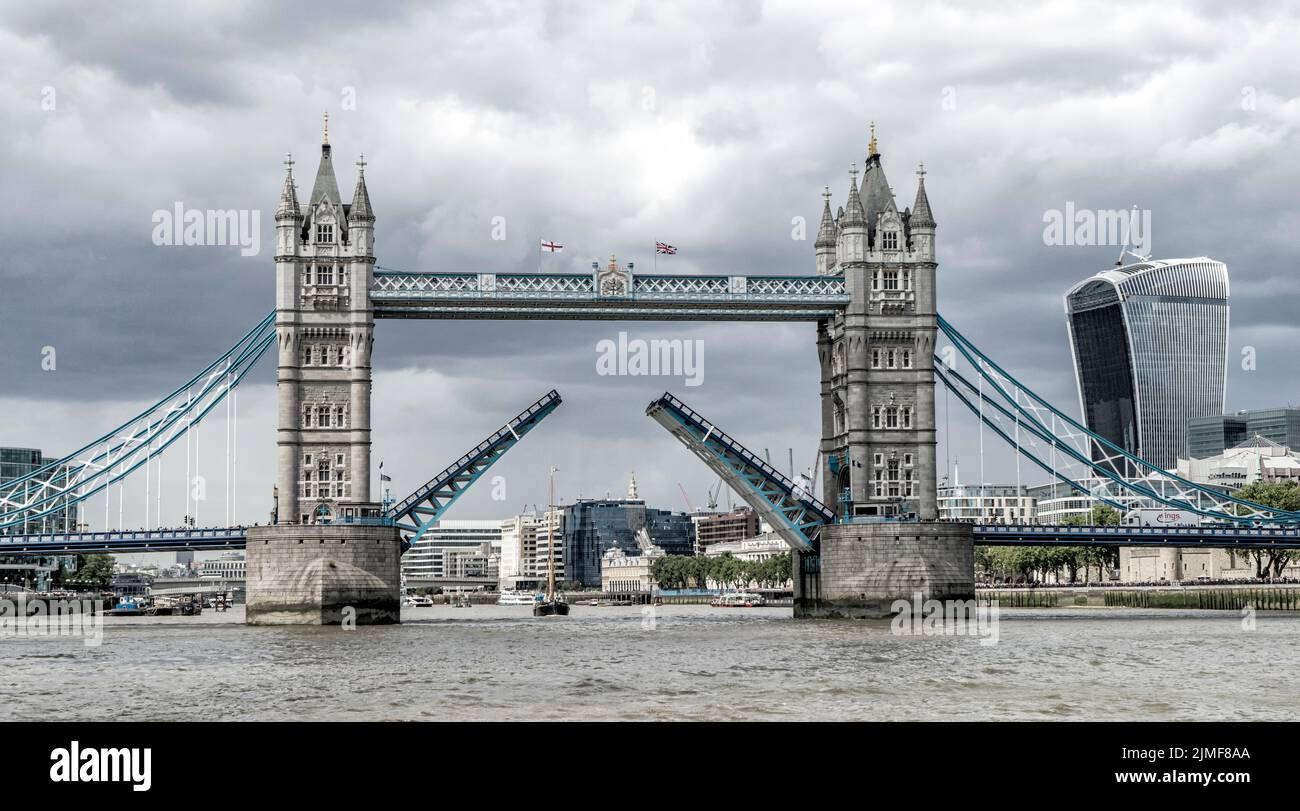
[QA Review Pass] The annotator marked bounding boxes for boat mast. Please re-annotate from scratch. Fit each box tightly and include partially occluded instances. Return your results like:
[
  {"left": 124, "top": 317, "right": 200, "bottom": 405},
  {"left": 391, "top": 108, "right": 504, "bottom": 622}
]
[{"left": 546, "top": 466, "right": 557, "bottom": 600}]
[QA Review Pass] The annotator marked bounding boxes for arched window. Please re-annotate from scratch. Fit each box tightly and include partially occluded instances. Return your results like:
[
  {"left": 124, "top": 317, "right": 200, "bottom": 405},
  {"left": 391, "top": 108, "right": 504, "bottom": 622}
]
[{"left": 882, "top": 231, "right": 899, "bottom": 251}]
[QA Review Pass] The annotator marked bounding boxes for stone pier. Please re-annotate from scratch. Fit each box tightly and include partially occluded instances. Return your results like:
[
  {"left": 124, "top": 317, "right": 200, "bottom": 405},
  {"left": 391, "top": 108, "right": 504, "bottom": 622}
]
[
  {"left": 794, "top": 521, "right": 974, "bottom": 619},
  {"left": 244, "top": 524, "right": 402, "bottom": 625}
]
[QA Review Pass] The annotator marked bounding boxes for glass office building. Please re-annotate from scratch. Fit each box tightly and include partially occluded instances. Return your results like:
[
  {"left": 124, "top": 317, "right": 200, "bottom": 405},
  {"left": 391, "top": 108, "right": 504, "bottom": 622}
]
[
  {"left": 1064, "top": 258, "right": 1229, "bottom": 471},
  {"left": 0, "top": 447, "right": 80, "bottom": 534},
  {"left": 1188, "top": 408, "right": 1300, "bottom": 460},
  {"left": 562, "top": 499, "right": 695, "bottom": 588}
]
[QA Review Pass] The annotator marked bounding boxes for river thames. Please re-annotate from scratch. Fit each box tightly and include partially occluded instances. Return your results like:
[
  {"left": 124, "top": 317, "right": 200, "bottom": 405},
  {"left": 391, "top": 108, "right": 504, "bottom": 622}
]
[{"left": 2, "top": 605, "right": 1297, "bottom": 721}]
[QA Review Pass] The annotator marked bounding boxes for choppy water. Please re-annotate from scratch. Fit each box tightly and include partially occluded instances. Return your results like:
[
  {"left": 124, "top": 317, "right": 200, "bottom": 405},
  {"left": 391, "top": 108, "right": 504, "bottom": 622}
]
[{"left": 2, "top": 605, "right": 1297, "bottom": 721}]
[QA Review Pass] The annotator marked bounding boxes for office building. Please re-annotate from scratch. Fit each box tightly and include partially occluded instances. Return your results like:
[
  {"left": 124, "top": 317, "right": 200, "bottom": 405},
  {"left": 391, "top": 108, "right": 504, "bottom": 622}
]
[
  {"left": 692, "top": 507, "right": 759, "bottom": 551},
  {"left": 401, "top": 519, "right": 502, "bottom": 587},
  {"left": 561, "top": 475, "right": 695, "bottom": 588},
  {"left": 1178, "top": 436, "right": 1300, "bottom": 488},
  {"left": 0, "top": 447, "right": 80, "bottom": 535},
  {"left": 1064, "top": 258, "right": 1229, "bottom": 471},
  {"left": 1187, "top": 408, "right": 1300, "bottom": 459},
  {"left": 937, "top": 484, "right": 1035, "bottom": 524}
]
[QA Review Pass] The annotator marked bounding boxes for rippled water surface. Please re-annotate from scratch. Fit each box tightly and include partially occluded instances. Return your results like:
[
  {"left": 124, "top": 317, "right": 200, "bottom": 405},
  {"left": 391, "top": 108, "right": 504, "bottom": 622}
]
[{"left": 2, "top": 605, "right": 1297, "bottom": 721}]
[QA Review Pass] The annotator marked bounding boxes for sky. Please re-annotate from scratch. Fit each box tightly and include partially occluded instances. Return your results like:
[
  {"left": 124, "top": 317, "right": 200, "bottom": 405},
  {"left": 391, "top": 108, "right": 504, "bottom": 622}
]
[{"left": 1, "top": 0, "right": 1299, "bottom": 546}]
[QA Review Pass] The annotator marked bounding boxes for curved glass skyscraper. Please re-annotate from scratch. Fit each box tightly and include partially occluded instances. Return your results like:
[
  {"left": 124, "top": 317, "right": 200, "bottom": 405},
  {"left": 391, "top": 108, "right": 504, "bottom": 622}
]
[{"left": 1064, "top": 258, "right": 1229, "bottom": 471}]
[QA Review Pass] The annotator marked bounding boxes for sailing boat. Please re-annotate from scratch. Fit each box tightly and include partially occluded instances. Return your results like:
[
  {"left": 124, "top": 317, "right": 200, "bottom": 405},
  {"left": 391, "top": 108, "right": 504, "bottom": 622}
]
[{"left": 534, "top": 465, "right": 570, "bottom": 617}]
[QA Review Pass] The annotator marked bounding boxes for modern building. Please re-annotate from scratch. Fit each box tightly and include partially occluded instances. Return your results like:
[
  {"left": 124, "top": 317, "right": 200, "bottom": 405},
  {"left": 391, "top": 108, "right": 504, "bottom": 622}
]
[
  {"left": 937, "top": 483, "right": 1035, "bottom": 524},
  {"left": 1187, "top": 408, "right": 1300, "bottom": 459},
  {"left": 561, "top": 475, "right": 695, "bottom": 588},
  {"left": 401, "top": 519, "right": 502, "bottom": 587},
  {"left": 692, "top": 508, "right": 759, "bottom": 551},
  {"left": 1064, "top": 258, "right": 1229, "bottom": 471},
  {"left": 199, "top": 551, "right": 246, "bottom": 580},
  {"left": 1178, "top": 436, "right": 1300, "bottom": 488},
  {"left": 0, "top": 447, "right": 80, "bottom": 535},
  {"left": 1025, "top": 480, "right": 1101, "bottom": 524},
  {"left": 703, "top": 533, "right": 791, "bottom": 562}
]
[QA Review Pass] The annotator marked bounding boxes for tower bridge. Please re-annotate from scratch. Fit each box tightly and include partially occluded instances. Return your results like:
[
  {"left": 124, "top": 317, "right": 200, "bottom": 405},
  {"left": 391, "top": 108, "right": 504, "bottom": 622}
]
[{"left": 5, "top": 120, "right": 1299, "bottom": 622}]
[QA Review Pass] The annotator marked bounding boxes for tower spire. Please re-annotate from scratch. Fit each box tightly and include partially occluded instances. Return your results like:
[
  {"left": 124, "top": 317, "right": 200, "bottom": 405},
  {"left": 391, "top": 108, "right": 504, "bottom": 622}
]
[
  {"left": 911, "top": 162, "right": 935, "bottom": 228},
  {"left": 868, "top": 121, "right": 878, "bottom": 157},
  {"left": 842, "top": 163, "right": 865, "bottom": 226},
  {"left": 276, "top": 151, "right": 299, "bottom": 217},
  {"left": 323, "top": 111, "right": 329, "bottom": 145}
]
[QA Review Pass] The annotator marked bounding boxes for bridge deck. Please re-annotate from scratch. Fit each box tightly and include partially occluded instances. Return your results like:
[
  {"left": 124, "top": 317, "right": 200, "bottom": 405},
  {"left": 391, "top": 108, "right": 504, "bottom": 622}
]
[
  {"left": 974, "top": 523, "right": 1300, "bottom": 549},
  {"left": 371, "top": 272, "right": 848, "bottom": 321},
  {"left": 646, "top": 392, "right": 834, "bottom": 550}
]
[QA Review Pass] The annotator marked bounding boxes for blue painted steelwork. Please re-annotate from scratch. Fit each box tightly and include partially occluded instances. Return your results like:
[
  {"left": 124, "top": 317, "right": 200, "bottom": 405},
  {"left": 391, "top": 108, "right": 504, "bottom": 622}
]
[
  {"left": 370, "top": 270, "right": 848, "bottom": 321},
  {"left": 935, "top": 313, "right": 1300, "bottom": 525},
  {"left": 387, "top": 390, "right": 562, "bottom": 550},
  {"left": 645, "top": 392, "right": 834, "bottom": 550},
  {"left": 974, "top": 523, "right": 1300, "bottom": 549},
  {"left": 0, "top": 526, "right": 248, "bottom": 555},
  {"left": 0, "top": 314, "right": 277, "bottom": 530}
]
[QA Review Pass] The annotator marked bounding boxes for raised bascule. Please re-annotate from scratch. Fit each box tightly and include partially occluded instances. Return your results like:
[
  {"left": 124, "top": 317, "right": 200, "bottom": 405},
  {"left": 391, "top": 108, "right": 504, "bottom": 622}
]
[{"left": 5, "top": 119, "right": 1300, "bottom": 623}]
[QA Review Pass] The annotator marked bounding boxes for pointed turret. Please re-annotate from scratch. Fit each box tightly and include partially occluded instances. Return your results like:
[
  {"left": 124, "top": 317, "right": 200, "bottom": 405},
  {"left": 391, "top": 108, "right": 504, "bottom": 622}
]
[
  {"left": 836, "top": 165, "right": 867, "bottom": 267},
  {"left": 276, "top": 153, "right": 299, "bottom": 219},
  {"left": 911, "top": 162, "right": 935, "bottom": 228},
  {"left": 860, "top": 122, "right": 897, "bottom": 238},
  {"left": 349, "top": 153, "right": 374, "bottom": 221},
  {"left": 841, "top": 165, "right": 866, "bottom": 226},
  {"left": 815, "top": 186, "right": 837, "bottom": 275}
]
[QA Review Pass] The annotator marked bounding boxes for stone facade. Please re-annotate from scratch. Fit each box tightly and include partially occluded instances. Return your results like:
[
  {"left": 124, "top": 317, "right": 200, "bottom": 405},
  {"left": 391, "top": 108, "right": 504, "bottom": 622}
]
[
  {"left": 273, "top": 118, "right": 377, "bottom": 526},
  {"left": 245, "top": 524, "right": 401, "bottom": 625},
  {"left": 816, "top": 131, "right": 939, "bottom": 521},
  {"left": 795, "top": 521, "right": 974, "bottom": 618}
]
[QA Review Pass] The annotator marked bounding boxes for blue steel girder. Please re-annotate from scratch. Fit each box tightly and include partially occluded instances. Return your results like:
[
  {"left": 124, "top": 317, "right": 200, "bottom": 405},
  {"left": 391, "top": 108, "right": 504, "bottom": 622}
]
[
  {"left": 974, "top": 523, "right": 1300, "bottom": 549},
  {"left": 645, "top": 393, "right": 834, "bottom": 551},
  {"left": 370, "top": 271, "right": 849, "bottom": 321},
  {"left": 388, "top": 390, "right": 562, "bottom": 550},
  {"left": 0, "top": 526, "right": 248, "bottom": 555}
]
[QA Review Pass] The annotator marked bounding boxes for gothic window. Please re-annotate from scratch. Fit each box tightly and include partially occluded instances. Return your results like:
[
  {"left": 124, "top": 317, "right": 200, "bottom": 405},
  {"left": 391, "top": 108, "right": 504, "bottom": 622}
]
[
  {"left": 334, "top": 405, "right": 346, "bottom": 428},
  {"left": 901, "top": 349, "right": 912, "bottom": 369},
  {"left": 886, "top": 349, "right": 896, "bottom": 369},
  {"left": 304, "top": 453, "right": 313, "bottom": 466},
  {"left": 301, "top": 345, "right": 311, "bottom": 366},
  {"left": 339, "top": 265, "right": 349, "bottom": 286},
  {"left": 318, "top": 406, "right": 332, "bottom": 428},
  {"left": 874, "top": 453, "right": 884, "bottom": 467},
  {"left": 833, "top": 403, "right": 845, "bottom": 435},
  {"left": 904, "top": 453, "right": 914, "bottom": 467},
  {"left": 317, "top": 263, "right": 334, "bottom": 285},
  {"left": 904, "top": 469, "right": 915, "bottom": 497},
  {"left": 902, "top": 406, "right": 913, "bottom": 429},
  {"left": 883, "top": 270, "right": 900, "bottom": 291},
  {"left": 316, "top": 223, "right": 334, "bottom": 245},
  {"left": 886, "top": 406, "right": 899, "bottom": 429},
  {"left": 871, "top": 406, "right": 882, "bottom": 429},
  {"left": 302, "top": 405, "right": 313, "bottom": 428},
  {"left": 903, "top": 269, "right": 912, "bottom": 290},
  {"left": 887, "top": 459, "right": 901, "bottom": 497},
  {"left": 882, "top": 231, "right": 899, "bottom": 251},
  {"left": 318, "top": 459, "right": 331, "bottom": 484},
  {"left": 873, "top": 469, "right": 884, "bottom": 498},
  {"left": 335, "top": 453, "right": 345, "bottom": 468},
  {"left": 301, "top": 266, "right": 311, "bottom": 286},
  {"left": 872, "top": 270, "right": 881, "bottom": 291}
]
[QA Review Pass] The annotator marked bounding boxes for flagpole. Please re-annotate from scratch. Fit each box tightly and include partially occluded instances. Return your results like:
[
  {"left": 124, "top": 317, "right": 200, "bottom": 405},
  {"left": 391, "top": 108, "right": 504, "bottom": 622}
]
[
  {"left": 654, "top": 240, "right": 658, "bottom": 273},
  {"left": 537, "top": 235, "right": 541, "bottom": 273}
]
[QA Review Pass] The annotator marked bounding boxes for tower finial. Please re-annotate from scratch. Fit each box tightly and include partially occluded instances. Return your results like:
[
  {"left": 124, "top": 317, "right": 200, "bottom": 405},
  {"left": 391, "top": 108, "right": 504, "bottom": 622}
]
[
  {"left": 283, "top": 152, "right": 294, "bottom": 176},
  {"left": 822, "top": 185, "right": 831, "bottom": 202},
  {"left": 849, "top": 162, "right": 858, "bottom": 184},
  {"left": 917, "top": 161, "right": 926, "bottom": 179},
  {"left": 868, "top": 121, "right": 878, "bottom": 156},
  {"left": 356, "top": 153, "right": 366, "bottom": 176},
  {"left": 323, "top": 111, "right": 329, "bottom": 145}
]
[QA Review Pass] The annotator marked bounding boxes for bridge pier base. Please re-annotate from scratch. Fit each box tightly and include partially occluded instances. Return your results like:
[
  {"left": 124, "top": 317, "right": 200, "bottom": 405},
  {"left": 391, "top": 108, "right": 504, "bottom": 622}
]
[
  {"left": 794, "top": 522, "right": 974, "bottom": 619},
  {"left": 244, "top": 524, "right": 402, "bottom": 625}
]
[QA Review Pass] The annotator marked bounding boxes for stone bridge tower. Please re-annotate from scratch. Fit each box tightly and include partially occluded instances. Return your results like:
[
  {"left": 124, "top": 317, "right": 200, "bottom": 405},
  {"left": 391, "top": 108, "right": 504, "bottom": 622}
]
[
  {"left": 800, "top": 126, "right": 972, "bottom": 619},
  {"left": 816, "top": 127, "right": 938, "bottom": 521},
  {"left": 249, "top": 118, "right": 398, "bottom": 626},
  {"left": 273, "top": 115, "right": 377, "bottom": 526}
]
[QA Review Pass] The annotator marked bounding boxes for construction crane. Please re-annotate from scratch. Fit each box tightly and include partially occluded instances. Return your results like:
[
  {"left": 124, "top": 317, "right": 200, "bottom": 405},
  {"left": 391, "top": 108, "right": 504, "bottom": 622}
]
[
  {"left": 676, "top": 482, "right": 697, "bottom": 513},
  {"left": 706, "top": 475, "right": 724, "bottom": 510}
]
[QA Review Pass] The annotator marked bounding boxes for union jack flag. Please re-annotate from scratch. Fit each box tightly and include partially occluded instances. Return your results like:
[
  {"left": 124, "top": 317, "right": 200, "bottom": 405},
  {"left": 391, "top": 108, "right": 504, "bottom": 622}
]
[
  {"left": 655, "top": 241, "right": 677, "bottom": 255},
  {"left": 540, "top": 239, "right": 563, "bottom": 252}
]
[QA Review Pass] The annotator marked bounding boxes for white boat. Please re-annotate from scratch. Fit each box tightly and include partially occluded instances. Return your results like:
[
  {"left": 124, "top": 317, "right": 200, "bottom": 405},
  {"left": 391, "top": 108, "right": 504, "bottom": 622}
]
[
  {"left": 497, "top": 590, "right": 539, "bottom": 606},
  {"left": 710, "top": 592, "right": 767, "bottom": 608}
]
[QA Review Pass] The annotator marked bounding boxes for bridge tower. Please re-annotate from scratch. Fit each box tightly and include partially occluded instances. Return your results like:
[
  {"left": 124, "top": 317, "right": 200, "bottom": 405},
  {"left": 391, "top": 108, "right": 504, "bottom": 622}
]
[
  {"left": 273, "top": 116, "right": 377, "bottom": 526},
  {"left": 802, "top": 127, "right": 973, "bottom": 617},
  {"left": 248, "top": 117, "right": 399, "bottom": 625}
]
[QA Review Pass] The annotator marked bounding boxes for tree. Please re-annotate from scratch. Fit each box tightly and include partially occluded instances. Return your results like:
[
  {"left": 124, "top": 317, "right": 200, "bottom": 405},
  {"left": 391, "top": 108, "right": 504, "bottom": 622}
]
[
  {"left": 75, "top": 554, "right": 116, "bottom": 590},
  {"left": 1234, "top": 480, "right": 1300, "bottom": 578}
]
